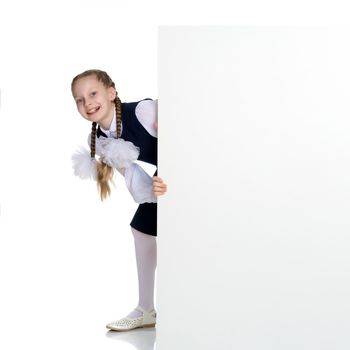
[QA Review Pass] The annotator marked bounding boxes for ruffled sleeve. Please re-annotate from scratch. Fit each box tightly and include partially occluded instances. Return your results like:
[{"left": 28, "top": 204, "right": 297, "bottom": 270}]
[{"left": 118, "top": 163, "right": 157, "bottom": 203}]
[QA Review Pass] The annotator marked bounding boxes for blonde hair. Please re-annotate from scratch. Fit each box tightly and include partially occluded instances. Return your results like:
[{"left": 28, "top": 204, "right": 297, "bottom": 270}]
[{"left": 71, "top": 69, "right": 122, "bottom": 201}]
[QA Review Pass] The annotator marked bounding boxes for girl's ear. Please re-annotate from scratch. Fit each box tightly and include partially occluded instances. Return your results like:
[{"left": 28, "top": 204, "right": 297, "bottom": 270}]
[{"left": 108, "top": 86, "right": 117, "bottom": 101}]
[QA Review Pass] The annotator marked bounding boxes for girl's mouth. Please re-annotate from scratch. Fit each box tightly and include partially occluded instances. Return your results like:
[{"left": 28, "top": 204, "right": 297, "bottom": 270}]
[{"left": 87, "top": 106, "right": 101, "bottom": 115}]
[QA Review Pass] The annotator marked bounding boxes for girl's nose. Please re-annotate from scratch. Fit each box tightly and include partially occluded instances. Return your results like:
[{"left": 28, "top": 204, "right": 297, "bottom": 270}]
[{"left": 84, "top": 96, "right": 93, "bottom": 106}]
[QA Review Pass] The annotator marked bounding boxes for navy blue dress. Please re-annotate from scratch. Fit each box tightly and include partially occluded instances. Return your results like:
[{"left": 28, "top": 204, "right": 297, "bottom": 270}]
[{"left": 97, "top": 98, "right": 158, "bottom": 237}]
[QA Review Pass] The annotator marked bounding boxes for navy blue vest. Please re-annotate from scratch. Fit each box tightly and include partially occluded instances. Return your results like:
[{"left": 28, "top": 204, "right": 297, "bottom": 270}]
[
  {"left": 96, "top": 98, "right": 157, "bottom": 167},
  {"left": 96, "top": 98, "right": 158, "bottom": 236}
]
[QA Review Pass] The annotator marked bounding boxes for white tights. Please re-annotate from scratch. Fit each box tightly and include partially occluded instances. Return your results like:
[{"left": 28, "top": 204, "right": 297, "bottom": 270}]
[{"left": 126, "top": 226, "right": 157, "bottom": 318}]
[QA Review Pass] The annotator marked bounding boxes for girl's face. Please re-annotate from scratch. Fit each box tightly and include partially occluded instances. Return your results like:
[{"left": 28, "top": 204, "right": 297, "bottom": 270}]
[{"left": 72, "top": 75, "right": 116, "bottom": 128}]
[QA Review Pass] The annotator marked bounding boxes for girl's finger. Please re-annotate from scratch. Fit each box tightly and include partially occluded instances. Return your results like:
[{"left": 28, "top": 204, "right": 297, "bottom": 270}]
[
  {"left": 154, "top": 191, "right": 166, "bottom": 196},
  {"left": 153, "top": 176, "right": 163, "bottom": 182},
  {"left": 154, "top": 184, "right": 167, "bottom": 189}
]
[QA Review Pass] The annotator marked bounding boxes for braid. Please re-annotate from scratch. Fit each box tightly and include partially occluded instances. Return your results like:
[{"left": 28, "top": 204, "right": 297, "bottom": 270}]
[
  {"left": 90, "top": 122, "right": 97, "bottom": 158},
  {"left": 115, "top": 95, "right": 122, "bottom": 138},
  {"left": 96, "top": 161, "right": 113, "bottom": 200}
]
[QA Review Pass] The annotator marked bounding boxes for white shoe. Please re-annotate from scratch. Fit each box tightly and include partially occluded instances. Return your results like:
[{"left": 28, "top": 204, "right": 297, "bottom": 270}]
[{"left": 106, "top": 306, "right": 157, "bottom": 331}]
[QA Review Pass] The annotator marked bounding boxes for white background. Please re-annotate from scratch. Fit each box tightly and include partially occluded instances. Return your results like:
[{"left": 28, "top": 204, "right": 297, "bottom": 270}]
[
  {"left": 1, "top": 1, "right": 350, "bottom": 350},
  {"left": 0, "top": 1, "right": 158, "bottom": 349}
]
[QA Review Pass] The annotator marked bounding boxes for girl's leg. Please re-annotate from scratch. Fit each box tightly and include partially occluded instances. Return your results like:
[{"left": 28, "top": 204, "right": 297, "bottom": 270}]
[{"left": 126, "top": 226, "right": 157, "bottom": 318}]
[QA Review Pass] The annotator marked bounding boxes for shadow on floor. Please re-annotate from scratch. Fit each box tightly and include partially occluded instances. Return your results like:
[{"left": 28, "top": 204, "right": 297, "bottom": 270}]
[{"left": 106, "top": 326, "right": 156, "bottom": 350}]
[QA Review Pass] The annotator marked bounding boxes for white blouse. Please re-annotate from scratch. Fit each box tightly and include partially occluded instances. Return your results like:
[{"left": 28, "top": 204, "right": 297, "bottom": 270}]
[{"left": 100, "top": 99, "right": 158, "bottom": 204}]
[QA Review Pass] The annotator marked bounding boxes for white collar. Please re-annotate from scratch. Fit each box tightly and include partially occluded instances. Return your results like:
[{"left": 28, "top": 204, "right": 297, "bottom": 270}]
[{"left": 100, "top": 109, "right": 117, "bottom": 135}]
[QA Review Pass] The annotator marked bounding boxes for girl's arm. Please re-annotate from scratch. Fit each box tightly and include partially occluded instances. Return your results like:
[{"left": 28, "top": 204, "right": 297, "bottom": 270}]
[
  {"left": 117, "top": 166, "right": 167, "bottom": 201},
  {"left": 117, "top": 164, "right": 157, "bottom": 203},
  {"left": 135, "top": 99, "right": 167, "bottom": 197},
  {"left": 114, "top": 98, "right": 166, "bottom": 202}
]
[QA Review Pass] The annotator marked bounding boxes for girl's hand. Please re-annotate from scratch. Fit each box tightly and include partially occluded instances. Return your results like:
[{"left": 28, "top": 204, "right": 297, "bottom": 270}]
[{"left": 153, "top": 176, "right": 167, "bottom": 197}]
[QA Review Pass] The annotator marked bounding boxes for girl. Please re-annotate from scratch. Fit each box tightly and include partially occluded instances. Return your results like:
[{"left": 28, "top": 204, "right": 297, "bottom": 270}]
[{"left": 71, "top": 69, "right": 167, "bottom": 331}]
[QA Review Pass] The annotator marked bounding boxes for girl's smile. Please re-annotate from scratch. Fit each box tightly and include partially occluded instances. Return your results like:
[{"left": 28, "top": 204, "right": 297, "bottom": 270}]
[
  {"left": 72, "top": 75, "right": 116, "bottom": 129},
  {"left": 87, "top": 106, "right": 101, "bottom": 115},
  {"left": 84, "top": 105, "right": 101, "bottom": 120}
]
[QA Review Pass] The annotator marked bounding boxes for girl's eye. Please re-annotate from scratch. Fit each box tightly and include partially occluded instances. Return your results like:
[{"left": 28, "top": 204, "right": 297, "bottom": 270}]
[
  {"left": 76, "top": 99, "right": 82, "bottom": 104},
  {"left": 91, "top": 91, "right": 97, "bottom": 96}
]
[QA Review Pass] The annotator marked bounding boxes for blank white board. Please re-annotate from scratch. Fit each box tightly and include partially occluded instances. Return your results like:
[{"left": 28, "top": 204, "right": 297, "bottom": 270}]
[{"left": 157, "top": 26, "right": 350, "bottom": 350}]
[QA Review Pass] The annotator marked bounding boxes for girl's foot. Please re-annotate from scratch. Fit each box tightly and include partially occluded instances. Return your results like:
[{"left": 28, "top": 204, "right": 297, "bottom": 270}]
[{"left": 106, "top": 306, "right": 157, "bottom": 331}]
